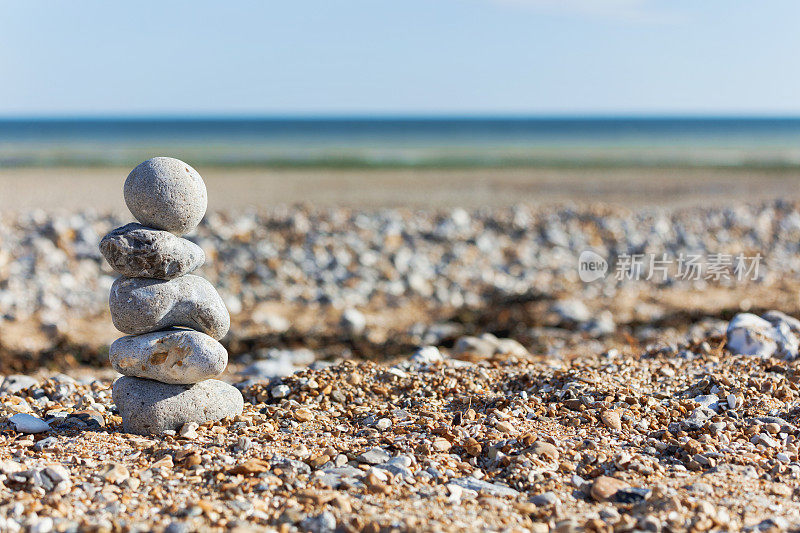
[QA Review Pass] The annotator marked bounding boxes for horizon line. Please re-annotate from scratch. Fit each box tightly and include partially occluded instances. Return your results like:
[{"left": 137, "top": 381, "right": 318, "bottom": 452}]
[{"left": 3, "top": 112, "right": 800, "bottom": 121}]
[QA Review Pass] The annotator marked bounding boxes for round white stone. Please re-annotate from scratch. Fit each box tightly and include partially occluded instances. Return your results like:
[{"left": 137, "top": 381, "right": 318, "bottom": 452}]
[{"left": 124, "top": 157, "right": 207, "bottom": 235}]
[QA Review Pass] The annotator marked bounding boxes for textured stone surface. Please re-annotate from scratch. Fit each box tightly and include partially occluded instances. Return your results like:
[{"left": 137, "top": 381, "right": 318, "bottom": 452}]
[
  {"left": 762, "top": 310, "right": 800, "bottom": 360},
  {"left": 124, "top": 157, "right": 207, "bottom": 235},
  {"left": 109, "top": 275, "right": 230, "bottom": 339},
  {"left": 110, "top": 330, "right": 227, "bottom": 384},
  {"left": 9, "top": 413, "right": 50, "bottom": 434},
  {"left": 112, "top": 377, "right": 243, "bottom": 434},
  {"left": 100, "top": 223, "right": 205, "bottom": 279},
  {"left": 726, "top": 313, "right": 778, "bottom": 358}
]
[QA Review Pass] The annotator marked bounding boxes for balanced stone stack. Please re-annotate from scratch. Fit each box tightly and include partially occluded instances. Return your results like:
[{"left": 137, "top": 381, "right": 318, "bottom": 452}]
[{"left": 100, "top": 157, "right": 243, "bottom": 434}]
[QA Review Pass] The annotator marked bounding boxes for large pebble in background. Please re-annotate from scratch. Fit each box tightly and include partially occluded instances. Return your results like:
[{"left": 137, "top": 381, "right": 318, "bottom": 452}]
[{"left": 124, "top": 157, "right": 208, "bottom": 235}]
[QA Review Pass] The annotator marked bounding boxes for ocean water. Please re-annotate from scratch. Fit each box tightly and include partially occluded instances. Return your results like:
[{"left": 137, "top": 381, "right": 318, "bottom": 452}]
[{"left": 2, "top": 117, "right": 800, "bottom": 168}]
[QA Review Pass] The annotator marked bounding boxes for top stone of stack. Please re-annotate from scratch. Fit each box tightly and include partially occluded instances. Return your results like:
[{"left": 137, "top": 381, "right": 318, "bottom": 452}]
[{"left": 124, "top": 157, "right": 208, "bottom": 235}]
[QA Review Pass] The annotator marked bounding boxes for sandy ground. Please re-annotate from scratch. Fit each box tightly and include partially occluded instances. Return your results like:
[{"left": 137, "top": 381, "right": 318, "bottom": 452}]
[
  {"left": 3, "top": 344, "right": 800, "bottom": 532},
  {"left": 4, "top": 168, "right": 800, "bottom": 530},
  {"left": 2, "top": 166, "right": 800, "bottom": 212}
]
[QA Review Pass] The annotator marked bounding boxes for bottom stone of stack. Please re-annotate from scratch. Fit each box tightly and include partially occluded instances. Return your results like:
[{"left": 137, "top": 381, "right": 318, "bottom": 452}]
[{"left": 112, "top": 376, "right": 243, "bottom": 435}]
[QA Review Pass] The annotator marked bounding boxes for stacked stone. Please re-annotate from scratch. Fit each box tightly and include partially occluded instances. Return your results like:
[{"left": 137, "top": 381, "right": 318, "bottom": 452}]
[{"left": 100, "top": 157, "right": 243, "bottom": 434}]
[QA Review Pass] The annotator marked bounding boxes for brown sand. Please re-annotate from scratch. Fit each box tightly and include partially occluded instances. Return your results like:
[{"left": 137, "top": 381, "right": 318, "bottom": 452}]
[{"left": 2, "top": 166, "right": 800, "bottom": 212}]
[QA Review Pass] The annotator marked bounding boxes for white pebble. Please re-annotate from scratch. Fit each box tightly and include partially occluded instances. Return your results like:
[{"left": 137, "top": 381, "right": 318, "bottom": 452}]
[
  {"left": 180, "top": 422, "right": 200, "bottom": 440},
  {"left": 727, "top": 394, "right": 737, "bottom": 409},
  {"left": 9, "top": 413, "right": 50, "bottom": 434}
]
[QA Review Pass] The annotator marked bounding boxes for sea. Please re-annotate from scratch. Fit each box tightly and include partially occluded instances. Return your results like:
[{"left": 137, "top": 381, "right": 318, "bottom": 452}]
[{"left": 2, "top": 117, "right": 800, "bottom": 168}]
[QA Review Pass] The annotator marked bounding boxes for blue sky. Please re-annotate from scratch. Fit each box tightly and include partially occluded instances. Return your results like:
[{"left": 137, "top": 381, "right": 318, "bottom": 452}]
[{"left": 1, "top": 0, "right": 799, "bottom": 116}]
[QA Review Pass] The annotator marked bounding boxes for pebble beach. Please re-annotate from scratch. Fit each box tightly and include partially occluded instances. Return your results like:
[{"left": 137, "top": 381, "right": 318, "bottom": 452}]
[{"left": 3, "top": 168, "right": 800, "bottom": 531}]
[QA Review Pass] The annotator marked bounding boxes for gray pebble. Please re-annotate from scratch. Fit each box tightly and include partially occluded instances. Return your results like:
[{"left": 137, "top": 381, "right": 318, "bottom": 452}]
[
  {"left": 69, "top": 411, "right": 104, "bottom": 429},
  {"left": 0, "top": 374, "right": 38, "bottom": 394},
  {"left": 112, "top": 376, "right": 243, "bottom": 434},
  {"left": 448, "top": 477, "right": 519, "bottom": 497},
  {"left": 452, "top": 336, "right": 496, "bottom": 357},
  {"left": 612, "top": 487, "right": 651, "bottom": 503},
  {"left": 708, "top": 422, "right": 727, "bottom": 434},
  {"left": 124, "top": 157, "right": 207, "bottom": 235},
  {"left": 270, "top": 384, "right": 291, "bottom": 398},
  {"left": 164, "top": 523, "right": 190, "bottom": 533},
  {"left": 33, "top": 436, "right": 59, "bottom": 451},
  {"left": 376, "top": 462, "right": 413, "bottom": 478},
  {"left": 239, "top": 359, "right": 297, "bottom": 381},
  {"left": 110, "top": 330, "right": 227, "bottom": 384},
  {"left": 272, "top": 456, "right": 312, "bottom": 476},
  {"left": 109, "top": 275, "right": 230, "bottom": 339},
  {"left": 236, "top": 436, "right": 253, "bottom": 452},
  {"left": 100, "top": 223, "right": 204, "bottom": 279},
  {"left": 375, "top": 417, "right": 392, "bottom": 430},
  {"left": 686, "top": 482, "right": 714, "bottom": 494},
  {"left": 409, "top": 346, "right": 444, "bottom": 365},
  {"left": 300, "top": 511, "right": 336, "bottom": 533},
  {"left": 357, "top": 447, "right": 391, "bottom": 465},
  {"left": 317, "top": 465, "right": 364, "bottom": 488},
  {"left": 551, "top": 299, "right": 591, "bottom": 324},
  {"left": 531, "top": 491, "right": 560, "bottom": 506},
  {"left": 30, "top": 518, "right": 54, "bottom": 533},
  {"left": 682, "top": 407, "right": 714, "bottom": 430},
  {"left": 341, "top": 308, "right": 366, "bottom": 335},
  {"left": 9, "top": 413, "right": 50, "bottom": 433}
]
